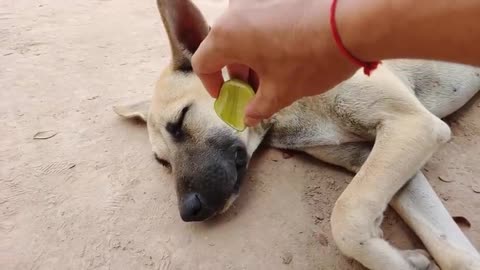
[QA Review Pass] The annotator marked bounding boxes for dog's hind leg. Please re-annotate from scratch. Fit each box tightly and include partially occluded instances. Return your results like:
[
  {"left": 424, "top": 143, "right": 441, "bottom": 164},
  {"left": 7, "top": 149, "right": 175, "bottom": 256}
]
[{"left": 391, "top": 172, "right": 480, "bottom": 270}]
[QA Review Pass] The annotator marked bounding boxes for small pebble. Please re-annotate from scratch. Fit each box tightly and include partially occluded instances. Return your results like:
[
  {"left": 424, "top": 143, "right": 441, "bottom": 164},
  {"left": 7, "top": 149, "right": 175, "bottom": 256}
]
[
  {"left": 438, "top": 176, "right": 454, "bottom": 183},
  {"left": 318, "top": 233, "right": 329, "bottom": 247},
  {"left": 440, "top": 193, "right": 450, "bottom": 201},
  {"left": 281, "top": 252, "right": 293, "bottom": 265},
  {"left": 471, "top": 182, "right": 480, "bottom": 193}
]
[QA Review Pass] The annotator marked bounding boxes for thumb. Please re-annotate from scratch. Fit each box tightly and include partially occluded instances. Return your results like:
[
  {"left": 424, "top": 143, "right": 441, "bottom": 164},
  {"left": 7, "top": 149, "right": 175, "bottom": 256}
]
[{"left": 244, "top": 83, "right": 290, "bottom": 127}]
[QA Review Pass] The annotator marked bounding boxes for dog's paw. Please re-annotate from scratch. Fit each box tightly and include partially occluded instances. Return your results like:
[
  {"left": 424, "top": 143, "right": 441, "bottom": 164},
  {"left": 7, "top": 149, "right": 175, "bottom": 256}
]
[{"left": 401, "top": 249, "right": 439, "bottom": 270}]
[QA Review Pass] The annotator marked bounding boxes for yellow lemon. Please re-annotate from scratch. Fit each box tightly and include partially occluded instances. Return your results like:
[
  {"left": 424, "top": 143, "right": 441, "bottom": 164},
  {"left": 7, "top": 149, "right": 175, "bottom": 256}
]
[{"left": 214, "top": 79, "right": 255, "bottom": 131}]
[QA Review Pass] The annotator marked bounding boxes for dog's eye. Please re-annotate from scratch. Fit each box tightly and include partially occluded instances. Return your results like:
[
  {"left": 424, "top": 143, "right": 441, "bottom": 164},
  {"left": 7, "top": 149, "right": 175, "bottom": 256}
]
[
  {"left": 166, "top": 106, "right": 190, "bottom": 141},
  {"left": 154, "top": 153, "right": 172, "bottom": 170}
]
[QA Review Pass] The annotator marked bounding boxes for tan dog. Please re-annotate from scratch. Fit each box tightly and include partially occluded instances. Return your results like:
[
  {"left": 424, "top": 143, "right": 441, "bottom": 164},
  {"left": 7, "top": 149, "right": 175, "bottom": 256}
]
[{"left": 114, "top": 0, "right": 480, "bottom": 269}]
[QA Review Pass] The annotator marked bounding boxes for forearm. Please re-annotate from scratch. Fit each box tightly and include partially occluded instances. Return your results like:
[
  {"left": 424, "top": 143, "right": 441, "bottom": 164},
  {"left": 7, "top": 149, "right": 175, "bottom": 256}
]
[{"left": 338, "top": 0, "right": 480, "bottom": 66}]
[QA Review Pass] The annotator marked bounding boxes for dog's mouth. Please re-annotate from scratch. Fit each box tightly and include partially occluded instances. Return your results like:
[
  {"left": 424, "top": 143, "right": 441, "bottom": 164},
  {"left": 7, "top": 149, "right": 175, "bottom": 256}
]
[
  {"left": 223, "top": 170, "right": 245, "bottom": 212},
  {"left": 219, "top": 158, "right": 247, "bottom": 214},
  {"left": 220, "top": 193, "right": 239, "bottom": 214},
  {"left": 233, "top": 172, "right": 243, "bottom": 193},
  {"left": 233, "top": 146, "right": 248, "bottom": 192}
]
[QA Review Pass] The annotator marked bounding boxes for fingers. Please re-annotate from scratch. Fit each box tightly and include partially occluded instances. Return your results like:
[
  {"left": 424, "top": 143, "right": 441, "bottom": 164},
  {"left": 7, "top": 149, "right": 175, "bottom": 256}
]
[
  {"left": 248, "top": 69, "right": 259, "bottom": 91},
  {"left": 192, "top": 10, "right": 248, "bottom": 98},
  {"left": 227, "top": 65, "right": 260, "bottom": 93},
  {"left": 196, "top": 71, "right": 224, "bottom": 98},
  {"left": 192, "top": 18, "right": 244, "bottom": 97},
  {"left": 244, "top": 82, "right": 293, "bottom": 127},
  {"left": 191, "top": 36, "right": 230, "bottom": 98},
  {"left": 227, "top": 63, "right": 250, "bottom": 82},
  {"left": 192, "top": 8, "right": 257, "bottom": 98}
]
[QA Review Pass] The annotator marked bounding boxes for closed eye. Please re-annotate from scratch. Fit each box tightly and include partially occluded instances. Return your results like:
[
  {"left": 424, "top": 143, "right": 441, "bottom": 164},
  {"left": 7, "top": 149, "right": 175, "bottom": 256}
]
[
  {"left": 154, "top": 153, "right": 172, "bottom": 171},
  {"left": 165, "top": 105, "right": 190, "bottom": 141}
]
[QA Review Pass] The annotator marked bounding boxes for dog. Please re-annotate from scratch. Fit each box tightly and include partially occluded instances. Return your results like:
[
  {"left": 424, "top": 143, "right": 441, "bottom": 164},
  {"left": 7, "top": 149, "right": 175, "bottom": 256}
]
[{"left": 113, "top": 0, "right": 480, "bottom": 269}]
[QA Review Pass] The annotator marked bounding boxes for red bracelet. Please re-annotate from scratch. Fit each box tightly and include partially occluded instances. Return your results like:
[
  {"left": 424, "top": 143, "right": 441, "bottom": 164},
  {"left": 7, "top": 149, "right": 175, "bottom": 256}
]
[{"left": 330, "top": 0, "right": 380, "bottom": 76}]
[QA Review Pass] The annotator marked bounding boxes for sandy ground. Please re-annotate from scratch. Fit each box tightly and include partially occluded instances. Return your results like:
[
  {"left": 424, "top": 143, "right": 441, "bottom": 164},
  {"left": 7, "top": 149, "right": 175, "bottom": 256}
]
[{"left": 1, "top": 1, "right": 480, "bottom": 269}]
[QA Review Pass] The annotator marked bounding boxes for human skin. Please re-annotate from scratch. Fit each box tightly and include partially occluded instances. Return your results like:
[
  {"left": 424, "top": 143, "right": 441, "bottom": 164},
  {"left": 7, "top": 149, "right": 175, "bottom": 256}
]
[{"left": 192, "top": 0, "right": 480, "bottom": 126}]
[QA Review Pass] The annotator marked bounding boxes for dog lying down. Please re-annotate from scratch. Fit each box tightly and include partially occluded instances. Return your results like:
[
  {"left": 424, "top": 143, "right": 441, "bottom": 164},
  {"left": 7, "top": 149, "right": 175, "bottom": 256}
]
[{"left": 113, "top": 0, "right": 480, "bottom": 269}]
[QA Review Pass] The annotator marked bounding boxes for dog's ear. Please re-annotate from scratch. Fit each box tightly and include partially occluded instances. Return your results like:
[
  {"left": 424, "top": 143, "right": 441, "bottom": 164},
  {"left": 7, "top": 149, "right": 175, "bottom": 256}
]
[
  {"left": 157, "top": 0, "right": 209, "bottom": 72},
  {"left": 113, "top": 100, "right": 151, "bottom": 122}
]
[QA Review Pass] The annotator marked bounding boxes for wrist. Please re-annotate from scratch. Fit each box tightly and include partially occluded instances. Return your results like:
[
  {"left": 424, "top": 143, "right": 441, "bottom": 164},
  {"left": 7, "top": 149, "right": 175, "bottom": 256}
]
[{"left": 333, "top": 0, "right": 397, "bottom": 62}]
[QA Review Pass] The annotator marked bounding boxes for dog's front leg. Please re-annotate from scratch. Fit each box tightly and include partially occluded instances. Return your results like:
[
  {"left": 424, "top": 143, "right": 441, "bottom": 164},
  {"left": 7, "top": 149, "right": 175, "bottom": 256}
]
[
  {"left": 391, "top": 172, "right": 480, "bottom": 270},
  {"left": 331, "top": 114, "right": 451, "bottom": 270},
  {"left": 303, "top": 143, "right": 480, "bottom": 269}
]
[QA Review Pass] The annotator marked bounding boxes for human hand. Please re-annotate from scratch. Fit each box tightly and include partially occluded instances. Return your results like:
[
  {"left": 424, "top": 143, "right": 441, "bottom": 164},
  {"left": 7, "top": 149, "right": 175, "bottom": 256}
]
[{"left": 192, "top": 0, "right": 359, "bottom": 127}]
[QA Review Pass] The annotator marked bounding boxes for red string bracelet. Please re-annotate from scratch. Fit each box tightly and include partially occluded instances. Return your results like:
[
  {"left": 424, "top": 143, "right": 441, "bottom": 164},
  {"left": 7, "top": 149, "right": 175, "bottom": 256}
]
[{"left": 330, "top": 0, "right": 380, "bottom": 76}]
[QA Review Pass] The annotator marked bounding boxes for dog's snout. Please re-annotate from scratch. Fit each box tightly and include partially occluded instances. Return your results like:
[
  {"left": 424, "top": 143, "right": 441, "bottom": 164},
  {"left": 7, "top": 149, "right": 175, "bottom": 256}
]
[
  {"left": 180, "top": 193, "right": 203, "bottom": 222},
  {"left": 175, "top": 138, "right": 249, "bottom": 222}
]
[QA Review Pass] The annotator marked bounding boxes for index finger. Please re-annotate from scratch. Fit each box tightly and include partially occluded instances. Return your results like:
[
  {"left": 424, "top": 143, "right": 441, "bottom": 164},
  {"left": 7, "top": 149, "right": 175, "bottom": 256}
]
[{"left": 192, "top": 33, "right": 235, "bottom": 98}]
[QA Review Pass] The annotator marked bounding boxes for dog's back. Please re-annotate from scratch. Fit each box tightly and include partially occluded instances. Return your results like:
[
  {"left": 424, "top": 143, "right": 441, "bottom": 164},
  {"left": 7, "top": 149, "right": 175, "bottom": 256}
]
[{"left": 266, "top": 60, "right": 480, "bottom": 149}]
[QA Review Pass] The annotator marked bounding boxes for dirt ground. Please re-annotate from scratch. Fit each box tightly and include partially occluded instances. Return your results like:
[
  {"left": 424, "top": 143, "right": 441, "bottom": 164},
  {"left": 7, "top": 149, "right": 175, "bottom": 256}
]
[{"left": 1, "top": 1, "right": 480, "bottom": 269}]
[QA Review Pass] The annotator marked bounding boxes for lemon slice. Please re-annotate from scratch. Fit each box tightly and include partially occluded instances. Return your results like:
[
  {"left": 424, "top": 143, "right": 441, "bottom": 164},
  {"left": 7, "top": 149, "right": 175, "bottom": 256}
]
[{"left": 214, "top": 79, "right": 255, "bottom": 131}]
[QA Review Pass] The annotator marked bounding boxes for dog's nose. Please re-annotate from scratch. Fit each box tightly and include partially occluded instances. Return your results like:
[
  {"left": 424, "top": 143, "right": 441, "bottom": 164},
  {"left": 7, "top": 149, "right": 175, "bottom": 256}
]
[{"left": 180, "top": 193, "right": 203, "bottom": 221}]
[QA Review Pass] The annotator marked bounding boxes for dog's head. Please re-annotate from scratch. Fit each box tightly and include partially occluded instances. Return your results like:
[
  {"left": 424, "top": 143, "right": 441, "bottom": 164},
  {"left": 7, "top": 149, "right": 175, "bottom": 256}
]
[{"left": 114, "top": 0, "right": 271, "bottom": 222}]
